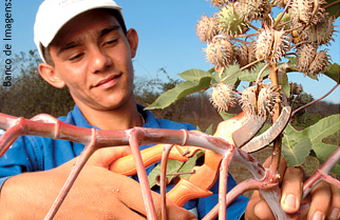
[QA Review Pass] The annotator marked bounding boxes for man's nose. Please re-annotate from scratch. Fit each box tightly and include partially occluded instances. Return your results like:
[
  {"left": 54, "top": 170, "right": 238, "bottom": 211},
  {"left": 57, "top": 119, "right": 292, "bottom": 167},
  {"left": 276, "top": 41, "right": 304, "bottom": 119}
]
[{"left": 90, "top": 48, "right": 112, "bottom": 73}]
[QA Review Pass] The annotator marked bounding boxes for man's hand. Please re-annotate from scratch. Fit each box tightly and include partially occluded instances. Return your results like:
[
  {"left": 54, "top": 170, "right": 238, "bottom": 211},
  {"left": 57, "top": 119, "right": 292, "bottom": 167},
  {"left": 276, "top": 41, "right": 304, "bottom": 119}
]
[
  {"left": 244, "top": 157, "right": 340, "bottom": 220},
  {"left": 0, "top": 147, "right": 197, "bottom": 220}
]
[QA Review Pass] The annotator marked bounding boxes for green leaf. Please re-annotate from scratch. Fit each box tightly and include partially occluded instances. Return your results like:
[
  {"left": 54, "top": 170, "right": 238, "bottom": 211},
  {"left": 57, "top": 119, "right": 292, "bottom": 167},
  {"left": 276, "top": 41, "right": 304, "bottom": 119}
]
[
  {"left": 238, "top": 63, "right": 270, "bottom": 82},
  {"left": 324, "top": 0, "right": 340, "bottom": 18},
  {"left": 205, "top": 124, "right": 214, "bottom": 135},
  {"left": 324, "top": 63, "right": 340, "bottom": 83},
  {"left": 178, "top": 151, "right": 204, "bottom": 179},
  {"left": 147, "top": 151, "right": 204, "bottom": 188},
  {"left": 146, "top": 76, "right": 213, "bottom": 110},
  {"left": 308, "top": 114, "right": 340, "bottom": 174},
  {"left": 147, "top": 160, "right": 183, "bottom": 188},
  {"left": 278, "top": 71, "right": 290, "bottom": 98},
  {"left": 219, "top": 112, "right": 237, "bottom": 120},
  {"left": 178, "top": 69, "right": 213, "bottom": 81},
  {"left": 282, "top": 114, "right": 340, "bottom": 174},
  {"left": 214, "top": 64, "right": 241, "bottom": 85},
  {"left": 282, "top": 124, "right": 312, "bottom": 165}
]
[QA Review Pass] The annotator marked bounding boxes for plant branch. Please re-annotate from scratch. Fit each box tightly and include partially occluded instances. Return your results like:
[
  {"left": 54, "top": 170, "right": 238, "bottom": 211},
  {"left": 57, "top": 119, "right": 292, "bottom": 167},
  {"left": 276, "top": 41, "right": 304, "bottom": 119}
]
[
  {"left": 160, "top": 144, "right": 175, "bottom": 220},
  {"left": 247, "top": 22, "right": 260, "bottom": 32},
  {"left": 291, "top": 81, "right": 340, "bottom": 118},
  {"left": 273, "top": 0, "right": 292, "bottom": 27}
]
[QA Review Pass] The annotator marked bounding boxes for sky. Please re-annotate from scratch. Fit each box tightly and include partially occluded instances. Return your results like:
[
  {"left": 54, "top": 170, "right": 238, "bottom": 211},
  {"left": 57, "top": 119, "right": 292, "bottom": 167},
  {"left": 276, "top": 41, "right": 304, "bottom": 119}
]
[{"left": 1, "top": 0, "right": 340, "bottom": 104}]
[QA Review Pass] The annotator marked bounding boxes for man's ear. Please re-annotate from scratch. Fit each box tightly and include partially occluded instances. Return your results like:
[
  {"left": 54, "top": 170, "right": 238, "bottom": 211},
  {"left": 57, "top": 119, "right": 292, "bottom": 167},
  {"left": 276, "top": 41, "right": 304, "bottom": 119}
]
[
  {"left": 38, "top": 63, "right": 66, "bottom": 89},
  {"left": 126, "top": 28, "right": 139, "bottom": 58}
]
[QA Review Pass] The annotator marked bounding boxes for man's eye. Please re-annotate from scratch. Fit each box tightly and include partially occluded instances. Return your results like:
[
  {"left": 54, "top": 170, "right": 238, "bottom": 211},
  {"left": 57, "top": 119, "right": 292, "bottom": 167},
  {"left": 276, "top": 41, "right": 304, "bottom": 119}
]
[
  {"left": 104, "top": 39, "right": 118, "bottom": 46},
  {"left": 69, "top": 53, "right": 84, "bottom": 61}
]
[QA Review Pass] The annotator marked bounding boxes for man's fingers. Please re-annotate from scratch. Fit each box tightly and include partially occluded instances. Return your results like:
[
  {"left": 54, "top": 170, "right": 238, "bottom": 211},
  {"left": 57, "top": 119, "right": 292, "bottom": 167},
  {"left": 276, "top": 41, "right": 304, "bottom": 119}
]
[
  {"left": 280, "top": 166, "right": 304, "bottom": 214},
  {"left": 327, "top": 184, "right": 340, "bottom": 220},
  {"left": 307, "top": 181, "right": 331, "bottom": 220},
  {"left": 110, "top": 202, "right": 146, "bottom": 220},
  {"left": 160, "top": 198, "right": 198, "bottom": 220},
  {"left": 88, "top": 146, "right": 131, "bottom": 168},
  {"left": 245, "top": 190, "right": 274, "bottom": 220},
  {"left": 112, "top": 174, "right": 196, "bottom": 219}
]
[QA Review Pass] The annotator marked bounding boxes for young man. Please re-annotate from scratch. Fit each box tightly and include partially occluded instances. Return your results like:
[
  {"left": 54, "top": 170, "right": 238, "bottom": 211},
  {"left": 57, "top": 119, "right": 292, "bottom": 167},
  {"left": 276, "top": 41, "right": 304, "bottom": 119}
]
[{"left": 0, "top": 0, "right": 339, "bottom": 219}]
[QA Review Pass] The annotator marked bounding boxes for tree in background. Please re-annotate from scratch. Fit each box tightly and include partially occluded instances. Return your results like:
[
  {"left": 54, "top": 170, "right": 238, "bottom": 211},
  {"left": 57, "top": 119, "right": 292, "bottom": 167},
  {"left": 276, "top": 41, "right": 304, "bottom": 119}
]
[{"left": 0, "top": 50, "right": 74, "bottom": 118}]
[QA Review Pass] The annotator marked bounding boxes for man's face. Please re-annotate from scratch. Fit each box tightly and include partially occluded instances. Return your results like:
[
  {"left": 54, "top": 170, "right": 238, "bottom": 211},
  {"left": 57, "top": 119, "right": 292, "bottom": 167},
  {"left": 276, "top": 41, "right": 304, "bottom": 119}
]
[{"left": 47, "top": 9, "right": 138, "bottom": 112}]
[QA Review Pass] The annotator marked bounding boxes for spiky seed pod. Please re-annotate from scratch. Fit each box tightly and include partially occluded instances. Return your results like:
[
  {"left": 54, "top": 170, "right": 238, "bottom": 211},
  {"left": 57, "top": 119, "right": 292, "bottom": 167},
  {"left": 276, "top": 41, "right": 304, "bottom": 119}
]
[
  {"left": 238, "top": 0, "right": 271, "bottom": 21},
  {"left": 302, "top": 13, "right": 337, "bottom": 46},
  {"left": 235, "top": 44, "right": 248, "bottom": 67},
  {"left": 196, "top": 15, "right": 219, "bottom": 43},
  {"left": 296, "top": 43, "right": 317, "bottom": 73},
  {"left": 210, "top": 0, "right": 228, "bottom": 8},
  {"left": 256, "top": 27, "right": 274, "bottom": 60},
  {"left": 290, "top": 0, "right": 314, "bottom": 24},
  {"left": 206, "top": 39, "right": 234, "bottom": 71},
  {"left": 256, "top": 28, "right": 290, "bottom": 62},
  {"left": 307, "top": 50, "right": 331, "bottom": 79},
  {"left": 235, "top": 44, "right": 257, "bottom": 69},
  {"left": 210, "top": 83, "right": 236, "bottom": 112},
  {"left": 290, "top": 82, "right": 303, "bottom": 95},
  {"left": 218, "top": 3, "right": 249, "bottom": 37},
  {"left": 290, "top": 0, "right": 326, "bottom": 25},
  {"left": 247, "top": 43, "right": 257, "bottom": 64},
  {"left": 257, "top": 84, "right": 280, "bottom": 117},
  {"left": 271, "top": 29, "right": 290, "bottom": 62},
  {"left": 240, "top": 85, "right": 257, "bottom": 115},
  {"left": 254, "top": 0, "right": 272, "bottom": 20}
]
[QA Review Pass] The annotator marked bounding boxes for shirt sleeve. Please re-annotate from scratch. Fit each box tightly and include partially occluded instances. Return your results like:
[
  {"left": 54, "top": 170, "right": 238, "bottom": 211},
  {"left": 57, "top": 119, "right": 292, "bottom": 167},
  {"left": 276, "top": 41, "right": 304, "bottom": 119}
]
[{"left": 0, "top": 136, "right": 39, "bottom": 190}]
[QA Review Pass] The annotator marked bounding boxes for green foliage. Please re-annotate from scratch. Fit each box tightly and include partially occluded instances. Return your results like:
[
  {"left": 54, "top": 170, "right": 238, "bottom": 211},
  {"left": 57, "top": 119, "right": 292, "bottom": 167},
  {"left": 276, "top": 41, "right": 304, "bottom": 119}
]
[
  {"left": 325, "top": 63, "right": 340, "bottom": 83},
  {"left": 148, "top": 151, "right": 204, "bottom": 188},
  {"left": 146, "top": 63, "right": 271, "bottom": 110},
  {"left": 282, "top": 114, "right": 340, "bottom": 174},
  {"left": 324, "top": 0, "right": 340, "bottom": 19},
  {"left": 0, "top": 50, "right": 74, "bottom": 118},
  {"left": 145, "top": 69, "right": 213, "bottom": 110}
]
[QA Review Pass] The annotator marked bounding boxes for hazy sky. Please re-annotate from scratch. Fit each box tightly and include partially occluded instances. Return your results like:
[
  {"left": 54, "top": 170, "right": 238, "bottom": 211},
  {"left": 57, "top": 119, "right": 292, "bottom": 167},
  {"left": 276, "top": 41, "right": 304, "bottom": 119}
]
[{"left": 1, "top": 0, "right": 340, "bottom": 103}]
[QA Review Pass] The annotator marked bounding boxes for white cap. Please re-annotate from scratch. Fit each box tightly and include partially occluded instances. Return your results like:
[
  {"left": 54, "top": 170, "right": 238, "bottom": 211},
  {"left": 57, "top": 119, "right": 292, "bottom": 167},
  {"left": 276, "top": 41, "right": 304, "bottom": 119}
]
[{"left": 34, "top": 0, "right": 122, "bottom": 62}]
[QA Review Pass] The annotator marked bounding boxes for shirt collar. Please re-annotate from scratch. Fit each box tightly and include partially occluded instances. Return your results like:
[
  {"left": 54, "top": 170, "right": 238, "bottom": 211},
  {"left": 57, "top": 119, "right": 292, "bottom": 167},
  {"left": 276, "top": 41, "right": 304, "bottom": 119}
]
[{"left": 69, "top": 104, "right": 162, "bottom": 130}]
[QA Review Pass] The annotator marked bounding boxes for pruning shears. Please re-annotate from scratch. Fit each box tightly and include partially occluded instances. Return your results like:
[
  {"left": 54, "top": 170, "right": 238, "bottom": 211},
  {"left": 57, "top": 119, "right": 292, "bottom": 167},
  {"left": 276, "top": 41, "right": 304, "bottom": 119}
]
[{"left": 110, "top": 106, "right": 291, "bottom": 206}]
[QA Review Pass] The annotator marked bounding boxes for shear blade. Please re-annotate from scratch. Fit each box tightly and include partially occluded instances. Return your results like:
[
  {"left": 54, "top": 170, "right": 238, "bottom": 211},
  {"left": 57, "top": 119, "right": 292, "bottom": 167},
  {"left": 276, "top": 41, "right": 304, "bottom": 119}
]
[
  {"left": 241, "top": 106, "right": 292, "bottom": 153},
  {"left": 232, "top": 114, "right": 267, "bottom": 148}
]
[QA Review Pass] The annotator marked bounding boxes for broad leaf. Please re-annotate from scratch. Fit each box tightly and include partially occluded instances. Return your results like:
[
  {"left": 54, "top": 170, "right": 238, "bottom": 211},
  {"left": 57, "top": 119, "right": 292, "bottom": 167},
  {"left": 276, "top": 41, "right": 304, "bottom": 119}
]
[
  {"left": 178, "top": 69, "right": 213, "bottom": 81},
  {"left": 282, "top": 114, "right": 340, "bottom": 174},
  {"left": 324, "top": 0, "right": 340, "bottom": 18},
  {"left": 147, "top": 151, "right": 204, "bottom": 188},
  {"left": 278, "top": 71, "right": 290, "bottom": 98},
  {"left": 308, "top": 114, "right": 340, "bottom": 174},
  {"left": 205, "top": 124, "right": 214, "bottom": 135},
  {"left": 282, "top": 127, "right": 312, "bottom": 165},
  {"left": 219, "top": 112, "right": 237, "bottom": 120},
  {"left": 238, "top": 63, "right": 270, "bottom": 82},
  {"left": 146, "top": 76, "right": 212, "bottom": 110},
  {"left": 324, "top": 63, "right": 340, "bottom": 83},
  {"left": 147, "top": 159, "right": 184, "bottom": 188}
]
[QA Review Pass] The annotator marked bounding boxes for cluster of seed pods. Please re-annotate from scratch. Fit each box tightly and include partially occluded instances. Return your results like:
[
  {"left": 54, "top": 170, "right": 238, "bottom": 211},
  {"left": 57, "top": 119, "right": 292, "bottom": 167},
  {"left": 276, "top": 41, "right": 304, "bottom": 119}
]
[{"left": 197, "top": 0, "right": 337, "bottom": 113}]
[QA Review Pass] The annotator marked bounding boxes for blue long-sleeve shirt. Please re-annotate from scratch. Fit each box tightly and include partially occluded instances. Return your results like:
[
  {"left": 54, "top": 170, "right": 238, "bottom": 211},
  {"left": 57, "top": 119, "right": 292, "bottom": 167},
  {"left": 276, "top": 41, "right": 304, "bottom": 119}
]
[{"left": 0, "top": 104, "right": 248, "bottom": 219}]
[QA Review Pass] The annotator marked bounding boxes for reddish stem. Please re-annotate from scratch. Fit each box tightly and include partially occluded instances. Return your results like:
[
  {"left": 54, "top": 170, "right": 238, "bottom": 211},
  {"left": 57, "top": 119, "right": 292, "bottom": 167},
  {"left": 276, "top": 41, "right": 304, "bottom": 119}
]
[
  {"left": 291, "top": 81, "right": 340, "bottom": 119},
  {"left": 218, "top": 149, "right": 234, "bottom": 220},
  {"left": 129, "top": 129, "right": 157, "bottom": 220},
  {"left": 160, "top": 144, "right": 175, "bottom": 220}
]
